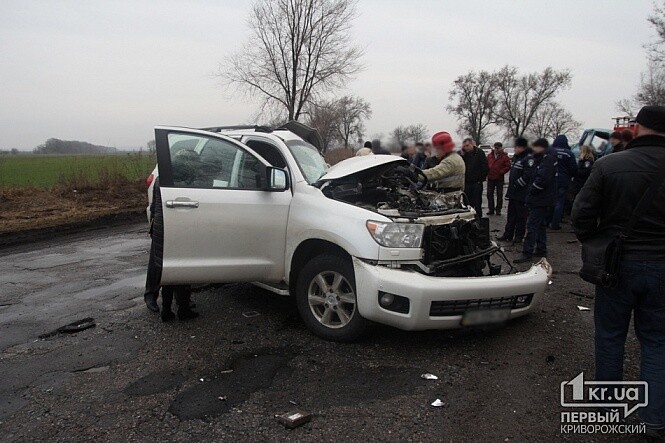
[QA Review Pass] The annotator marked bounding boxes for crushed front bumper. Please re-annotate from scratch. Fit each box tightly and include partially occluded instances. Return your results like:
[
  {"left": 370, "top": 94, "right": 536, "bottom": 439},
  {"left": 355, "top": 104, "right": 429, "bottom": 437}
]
[{"left": 353, "top": 257, "right": 552, "bottom": 331}]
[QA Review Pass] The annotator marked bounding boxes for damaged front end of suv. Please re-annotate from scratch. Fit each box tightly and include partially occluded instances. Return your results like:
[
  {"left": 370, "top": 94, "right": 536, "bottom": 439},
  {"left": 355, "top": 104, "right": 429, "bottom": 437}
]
[{"left": 316, "top": 156, "right": 513, "bottom": 277}]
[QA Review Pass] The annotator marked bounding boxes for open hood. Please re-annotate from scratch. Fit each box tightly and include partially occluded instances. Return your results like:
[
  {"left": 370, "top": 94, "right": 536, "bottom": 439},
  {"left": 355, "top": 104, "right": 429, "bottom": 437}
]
[{"left": 319, "top": 154, "right": 406, "bottom": 181}]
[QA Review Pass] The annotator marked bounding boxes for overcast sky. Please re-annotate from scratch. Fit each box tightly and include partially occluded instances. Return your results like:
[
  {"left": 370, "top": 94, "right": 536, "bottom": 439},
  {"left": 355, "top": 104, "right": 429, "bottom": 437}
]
[{"left": 0, "top": 0, "right": 657, "bottom": 150}]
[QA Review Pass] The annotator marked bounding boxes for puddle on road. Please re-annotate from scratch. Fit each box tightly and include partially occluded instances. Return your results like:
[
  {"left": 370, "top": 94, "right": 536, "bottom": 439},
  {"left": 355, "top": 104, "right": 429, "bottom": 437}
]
[
  {"left": 169, "top": 353, "right": 292, "bottom": 421},
  {"left": 124, "top": 370, "right": 188, "bottom": 396}
]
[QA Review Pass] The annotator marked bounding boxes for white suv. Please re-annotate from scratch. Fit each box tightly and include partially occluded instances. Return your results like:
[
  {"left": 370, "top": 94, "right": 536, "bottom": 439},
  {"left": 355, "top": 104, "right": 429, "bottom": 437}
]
[{"left": 148, "top": 124, "right": 552, "bottom": 341}]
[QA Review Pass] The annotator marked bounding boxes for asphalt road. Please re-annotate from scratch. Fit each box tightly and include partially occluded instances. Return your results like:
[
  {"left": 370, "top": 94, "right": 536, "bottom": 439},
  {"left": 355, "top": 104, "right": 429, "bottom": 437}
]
[{"left": 0, "top": 215, "right": 648, "bottom": 442}]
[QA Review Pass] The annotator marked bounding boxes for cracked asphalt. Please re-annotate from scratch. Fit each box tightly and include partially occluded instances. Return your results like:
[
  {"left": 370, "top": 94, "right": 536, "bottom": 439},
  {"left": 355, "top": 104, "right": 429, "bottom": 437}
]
[{"left": 0, "top": 217, "right": 649, "bottom": 442}]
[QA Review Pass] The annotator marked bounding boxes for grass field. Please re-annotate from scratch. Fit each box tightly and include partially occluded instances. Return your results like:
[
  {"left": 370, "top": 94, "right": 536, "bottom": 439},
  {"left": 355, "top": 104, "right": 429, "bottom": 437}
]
[{"left": 0, "top": 153, "right": 156, "bottom": 189}]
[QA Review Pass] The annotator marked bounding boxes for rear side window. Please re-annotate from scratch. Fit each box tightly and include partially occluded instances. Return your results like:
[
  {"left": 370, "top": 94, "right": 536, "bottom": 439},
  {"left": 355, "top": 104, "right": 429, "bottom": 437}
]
[{"left": 167, "top": 134, "right": 264, "bottom": 190}]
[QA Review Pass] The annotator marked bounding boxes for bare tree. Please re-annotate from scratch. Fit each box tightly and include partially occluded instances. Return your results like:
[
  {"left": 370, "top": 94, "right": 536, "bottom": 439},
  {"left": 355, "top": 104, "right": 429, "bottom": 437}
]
[
  {"left": 637, "top": 61, "right": 665, "bottom": 106},
  {"left": 494, "top": 66, "right": 572, "bottom": 138},
  {"left": 391, "top": 125, "right": 410, "bottom": 146},
  {"left": 221, "top": 0, "right": 363, "bottom": 121},
  {"left": 305, "top": 99, "right": 342, "bottom": 152},
  {"left": 336, "top": 95, "right": 372, "bottom": 149},
  {"left": 531, "top": 101, "right": 582, "bottom": 140},
  {"left": 616, "top": 61, "right": 665, "bottom": 115},
  {"left": 647, "top": 1, "right": 665, "bottom": 61},
  {"left": 406, "top": 124, "right": 428, "bottom": 143},
  {"left": 447, "top": 71, "right": 497, "bottom": 143}
]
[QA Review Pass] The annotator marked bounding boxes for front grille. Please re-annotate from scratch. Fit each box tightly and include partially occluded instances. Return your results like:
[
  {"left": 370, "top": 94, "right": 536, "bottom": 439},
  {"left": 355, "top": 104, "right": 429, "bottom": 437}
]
[{"left": 429, "top": 294, "right": 534, "bottom": 317}]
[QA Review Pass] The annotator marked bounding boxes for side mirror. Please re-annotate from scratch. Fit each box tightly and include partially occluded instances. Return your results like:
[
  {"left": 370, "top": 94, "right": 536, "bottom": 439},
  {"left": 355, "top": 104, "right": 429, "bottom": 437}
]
[{"left": 266, "top": 167, "right": 289, "bottom": 192}]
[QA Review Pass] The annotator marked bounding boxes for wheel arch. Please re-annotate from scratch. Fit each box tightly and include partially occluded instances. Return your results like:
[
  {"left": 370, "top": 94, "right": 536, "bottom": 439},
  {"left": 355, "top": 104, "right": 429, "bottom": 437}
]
[{"left": 288, "top": 239, "right": 352, "bottom": 296}]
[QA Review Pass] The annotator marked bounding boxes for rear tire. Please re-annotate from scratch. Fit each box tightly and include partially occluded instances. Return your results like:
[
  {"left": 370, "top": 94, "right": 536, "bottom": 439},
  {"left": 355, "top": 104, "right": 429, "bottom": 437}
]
[{"left": 295, "top": 254, "right": 367, "bottom": 342}]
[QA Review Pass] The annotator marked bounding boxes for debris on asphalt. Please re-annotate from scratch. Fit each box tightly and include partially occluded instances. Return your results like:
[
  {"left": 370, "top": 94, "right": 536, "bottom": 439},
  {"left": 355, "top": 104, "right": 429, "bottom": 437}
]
[
  {"left": 421, "top": 373, "right": 439, "bottom": 380},
  {"left": 242, "top": 311, "right": 261, "bottom": 318},
  {"left": 480, "top": 361, "right": 490, "bottom": 365},
  {"left": 431, "top": 399, "right": 445, "bottom": 407},
  {"left": 546, "top": 355, "right": 555, "bottom": 363},
  {"left": 289, "top": 400, "right": 298, "bottom": 406},
  {"left": 577, "top": 306, "right": 591, "bottom": 311},
  {"left": 569, "top": 291, "right": 594, "bottom": 299},
  {"left": 38, "top": 317, "right": 96, "bottom": 339},
  {"left": 220, "top": 369, "right": 233, "bottom": 374},
  {"left": 218, "top": 396, "right": 227, "bottom": 401},
  {"left": 199, "top": 378, "right": 205, "bottom": 382},
  {"left": 276, "top": 411, "right": 312, "bottom": 429}
]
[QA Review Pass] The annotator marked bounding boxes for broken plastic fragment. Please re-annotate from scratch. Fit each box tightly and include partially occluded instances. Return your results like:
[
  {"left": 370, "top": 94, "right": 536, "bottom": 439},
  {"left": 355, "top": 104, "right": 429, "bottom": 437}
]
[
  {"left": 218, "top": 396, "right": 227, "bottom": 401},
  {"left": 421, "top": 373, "right": 439, "bottom": 380},
  {"left": 431, "top": 399, "right": 445, "bottom": 407},
  {"left": 577, "top": 306, "right": 590, "bottom": 311}
]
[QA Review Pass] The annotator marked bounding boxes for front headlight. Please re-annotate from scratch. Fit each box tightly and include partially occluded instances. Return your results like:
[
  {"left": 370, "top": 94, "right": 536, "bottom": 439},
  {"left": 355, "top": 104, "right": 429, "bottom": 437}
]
[{"left": 366, "top": 221, "right": 424, "bottom": 248}]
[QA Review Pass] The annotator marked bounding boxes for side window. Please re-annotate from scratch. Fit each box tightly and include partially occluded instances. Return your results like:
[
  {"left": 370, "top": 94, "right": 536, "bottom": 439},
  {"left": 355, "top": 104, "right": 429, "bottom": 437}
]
[
  {"left": 167, "top": 133, "right": 264, "bottom": 190},
  {"left": 244, "top": 140, "right": 288, "bottom": 168}
]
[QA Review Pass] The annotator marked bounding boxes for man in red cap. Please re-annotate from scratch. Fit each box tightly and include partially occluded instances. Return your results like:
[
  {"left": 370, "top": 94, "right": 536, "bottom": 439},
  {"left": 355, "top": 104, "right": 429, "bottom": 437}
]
[{"left": 422, "top": 131, "right": 465, "bottom": 192}]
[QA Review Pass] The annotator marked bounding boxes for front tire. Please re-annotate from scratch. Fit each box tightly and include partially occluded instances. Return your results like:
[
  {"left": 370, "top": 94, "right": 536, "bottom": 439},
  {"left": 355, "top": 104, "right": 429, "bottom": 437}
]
[{"left": 295, "top": 254, "right": 367, "bottom": 342}]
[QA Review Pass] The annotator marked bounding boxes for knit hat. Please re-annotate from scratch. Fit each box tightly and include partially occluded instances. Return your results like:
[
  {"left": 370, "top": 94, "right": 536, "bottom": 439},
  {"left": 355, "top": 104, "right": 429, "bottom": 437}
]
[{"left": 636, "top": 105, "right": 665, "bottom": 132}]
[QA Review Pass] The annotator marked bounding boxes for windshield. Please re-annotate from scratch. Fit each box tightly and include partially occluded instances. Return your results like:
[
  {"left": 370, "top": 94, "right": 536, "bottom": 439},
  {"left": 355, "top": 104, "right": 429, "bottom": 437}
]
[{"left": 286, "top": 140, "right": 328, "bottom": 184}]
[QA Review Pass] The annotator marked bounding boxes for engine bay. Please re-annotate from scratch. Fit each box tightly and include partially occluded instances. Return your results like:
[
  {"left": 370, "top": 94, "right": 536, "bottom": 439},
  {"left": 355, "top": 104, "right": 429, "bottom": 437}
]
[
  {"left": 318, "top": 160, "right": 512, "bottom": 277},
  {"left": 318, "top": 161, "right": 470, "bottom": 219}
]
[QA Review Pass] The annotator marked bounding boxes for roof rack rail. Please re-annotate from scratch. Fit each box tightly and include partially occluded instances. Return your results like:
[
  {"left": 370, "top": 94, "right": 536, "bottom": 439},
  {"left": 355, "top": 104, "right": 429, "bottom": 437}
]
[{"left": 201, "top": 125, "right": 273, "bottom": 133}]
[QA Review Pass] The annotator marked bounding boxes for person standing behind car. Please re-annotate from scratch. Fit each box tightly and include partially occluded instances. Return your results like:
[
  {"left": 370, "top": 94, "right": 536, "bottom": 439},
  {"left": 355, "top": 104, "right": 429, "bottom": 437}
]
[
  {"left": 412, "top": 142, "right": 427, "bottom": 169},
  {"left": 514, "top": 138, "right": 557, "bottom": 264},
  {"left": 143, "top": 177, "right": 163, "bottom": 313},
  {"left": 549, "top": 135, "right": 577, "bottom": 230},
  {"left": 371, "top": 139, "right": 391, "bottom": 155},
  {"left": 498, "top": 137, "right": 533, "bottom": 244},
  {"left": 422, "top": 131, "right": 465, "bottom": 192},
  {"left": 571, "top": 106, "right": 665, "bottom": 438},
  {"left": 570, "top": 145, "right": 594, "bottom": 203},
  {"left": 486, "top": 142, "right": 512, "bottom": 216},
  {"left": 609, "top": 131, "right": 625, "bottom": 153},
  {"left": 461, "top": 137, "right": 489, "bottom": 219}
]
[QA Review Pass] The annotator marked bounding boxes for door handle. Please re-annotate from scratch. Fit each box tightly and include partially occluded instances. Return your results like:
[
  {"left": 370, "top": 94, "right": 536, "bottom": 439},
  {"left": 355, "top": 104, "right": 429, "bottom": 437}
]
[{"left": 165, "top": 200, "right": 199, "bottom": 209}]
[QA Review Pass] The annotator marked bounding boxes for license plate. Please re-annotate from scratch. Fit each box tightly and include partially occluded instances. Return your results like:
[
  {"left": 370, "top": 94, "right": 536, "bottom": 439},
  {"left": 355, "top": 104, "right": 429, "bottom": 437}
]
[{"left": 461, "top": 309, "right": 511, "bottom": 326}]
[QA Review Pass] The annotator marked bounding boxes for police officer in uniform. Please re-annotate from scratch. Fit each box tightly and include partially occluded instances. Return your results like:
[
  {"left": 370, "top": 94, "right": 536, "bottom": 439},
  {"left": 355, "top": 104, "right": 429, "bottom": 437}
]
[
  {"left": 422, "top": 131, "right": 465, "bottom": 192},
  {"left": 514, "top": 138, "right": 557, "bottom": 263},
  {"left": 549, "top": 135, "right": 577, "bottom": 230},
  {"left": 498, "top": 137, "right": 533, "bottom": 244}
]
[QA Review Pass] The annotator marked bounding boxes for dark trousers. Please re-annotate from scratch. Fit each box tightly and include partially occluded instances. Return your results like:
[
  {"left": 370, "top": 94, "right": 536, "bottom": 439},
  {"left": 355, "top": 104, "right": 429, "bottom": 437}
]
[
  {"left": 549, "top": 184, "right": 568, "bottom": 229},
  {"left": 162, "top": 285, "right": 192, "bottom": 313},
  {"left": 595, "top": 260, "right": 665, "bottom": 428},
  {"left": 487, "top": 180, "right": 504, "bottom": 213},
  {"left": 144, "top": 239, "right": 162, "bottom": 299},
  {"left": 522, "top": 206, "right": 548, "bottom": 255},
  {"left": 502, "top": 199, "right": 528, "bottom": 241},
  {"left": 465, "top": 181, "right": 484, "bottom": 219}
]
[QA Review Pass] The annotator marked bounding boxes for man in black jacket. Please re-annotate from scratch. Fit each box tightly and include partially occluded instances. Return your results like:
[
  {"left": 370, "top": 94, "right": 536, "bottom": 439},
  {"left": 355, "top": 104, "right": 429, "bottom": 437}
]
[
  {"left": 498, "top": 137, "right": 533, "bottom": 243},
  {"left": 514, "top": 138, "right": 557, "bottom": 263},
  {"left": 571, "top": 106, "right": 665, "bottom": 436},
  {"left": 461, "top": 138, "right": 489, "bottom": 219}
]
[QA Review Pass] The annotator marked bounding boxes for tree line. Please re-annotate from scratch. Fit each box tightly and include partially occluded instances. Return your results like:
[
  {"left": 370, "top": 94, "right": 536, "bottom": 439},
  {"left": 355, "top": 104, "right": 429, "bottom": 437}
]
[{"left": 33, "top": 138, "right": 117, "bottom": 154}]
